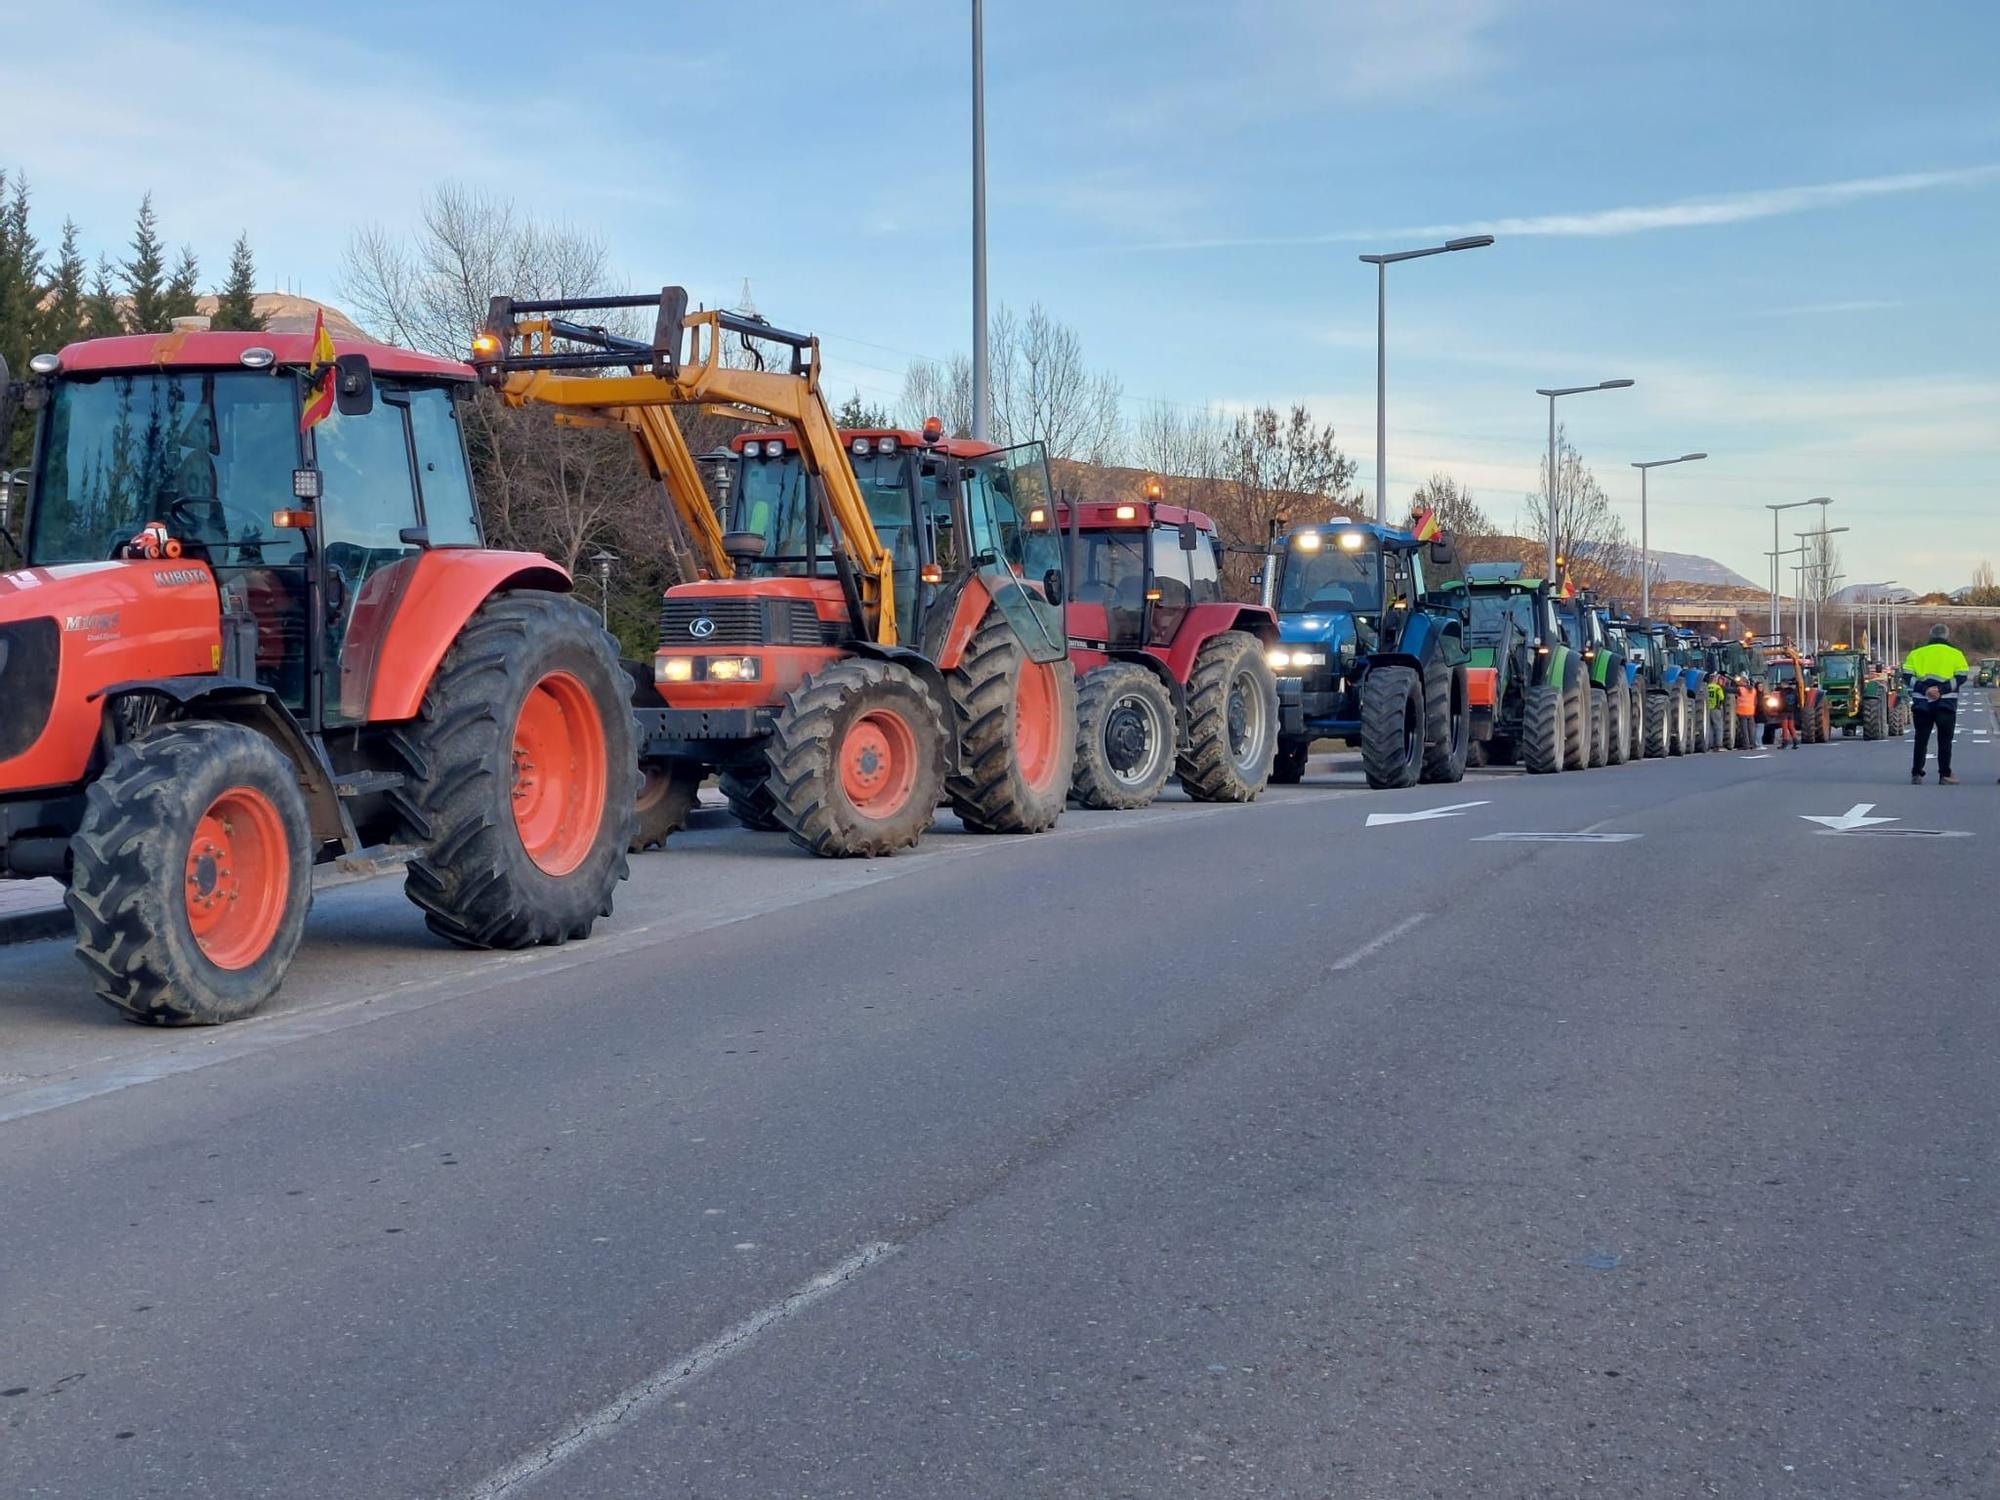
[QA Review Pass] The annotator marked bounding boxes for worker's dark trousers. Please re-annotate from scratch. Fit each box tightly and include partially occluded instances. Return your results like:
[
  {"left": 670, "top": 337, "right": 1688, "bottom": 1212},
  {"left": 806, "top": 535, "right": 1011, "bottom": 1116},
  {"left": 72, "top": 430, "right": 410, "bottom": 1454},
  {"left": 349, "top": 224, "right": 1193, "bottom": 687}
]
[{"left": 1912, "top": 700, "right": 1956, "bottom": 777}]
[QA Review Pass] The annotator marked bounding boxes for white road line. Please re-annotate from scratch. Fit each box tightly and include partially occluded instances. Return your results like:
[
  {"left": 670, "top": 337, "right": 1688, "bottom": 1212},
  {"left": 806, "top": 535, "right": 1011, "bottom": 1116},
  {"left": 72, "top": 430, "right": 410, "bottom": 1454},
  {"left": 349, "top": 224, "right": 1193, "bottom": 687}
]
[
  {"left": 1330, "top": 911, "right": 1428, "bottom": 971},
  {"left": 464, "top": 1241, "right": 900, "bottom": 1499}
]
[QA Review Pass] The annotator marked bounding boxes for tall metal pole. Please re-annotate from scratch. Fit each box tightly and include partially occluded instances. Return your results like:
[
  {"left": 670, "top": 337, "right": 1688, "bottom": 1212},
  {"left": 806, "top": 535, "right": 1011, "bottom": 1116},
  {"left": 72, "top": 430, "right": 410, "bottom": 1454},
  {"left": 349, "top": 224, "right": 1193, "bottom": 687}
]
[
  {"left": 969, "top": 0, "right": 989, "bottom": 443},
  {"left": 1639, "top": 465, "right": 1649, "bottom": 617},
  {"left": 1770, "top": 509, "right": 1781, "bottom": 636},
  {"left": 1374, "top": 261, "right": 1386, "bottom": 523},
  {"left": 1546, "top": 395, "right": 1558, "bottom": 580}
]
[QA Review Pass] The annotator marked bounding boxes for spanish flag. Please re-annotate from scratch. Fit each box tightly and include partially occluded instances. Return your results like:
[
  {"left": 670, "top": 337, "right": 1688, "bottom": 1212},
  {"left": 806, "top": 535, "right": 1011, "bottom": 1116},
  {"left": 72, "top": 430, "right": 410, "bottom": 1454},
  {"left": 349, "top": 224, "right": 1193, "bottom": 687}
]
[
  {"left": 1559, "top": 575, "right": 1577, "bottom": 600},
  {"left": 300, "top": 308, "right": 337, "bottom": 433},
  {"left": 1409, "top": 506, "right": 1441, "bottom": 542}
]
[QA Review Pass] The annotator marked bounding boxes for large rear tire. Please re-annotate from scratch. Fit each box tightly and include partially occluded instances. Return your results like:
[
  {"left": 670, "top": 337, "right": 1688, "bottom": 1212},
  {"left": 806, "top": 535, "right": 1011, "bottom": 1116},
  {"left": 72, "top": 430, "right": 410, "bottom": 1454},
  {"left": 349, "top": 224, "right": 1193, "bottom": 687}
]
[
  {"left": 1071, "top": 663, "right": 1175, "bottom": 810},
  {"left": 1562, "top": 662, "right": 1588, "bottom": 771},
  {"left": 1604, "top": 687, "right": 1627, "bottom": 766},
  {"left": 719, "top": 767, "right": 784, "bottom": 831},
  {"left": 69, "top": 722, "right": 313, "bottom": 1026},
  {"left": 1419, "top": 661, "right": 1470, "bottom": 785},
  {"left": 1361, "top": 665, "right": 1424, "bottom": 789},
  {"left": 1524, "top": 683, "right": 1564, "bottom": 775},
  {"left": 1863, "top": 692, "right": 1887, "bottom": 740},
  {"left": 1587, "top": 690, "right": 1608, "bottom": 769},
  {"left": 631, "top": 757, "right": 702, "bottom": 852},
  {"left": 1644, "top": 692, "right": 1669, "bottom": 759},
  {"left": 1180, "top": 631, "right": 1280, "bottom": 801},
  {"left": 1627, "top": 684, "right": 1645, "bottom": 762},
  {"left": 946, "top": 609, "right": 1076, "bottom": 834},
  {"left": 1814, "top": 697, "right": 1832, "bottom": 743},
  {"left": 393, "top": 590, "right": 634, "bottom": 950},
  {"left": 766, "top": 657, "right": 947, "bottom": 856}
]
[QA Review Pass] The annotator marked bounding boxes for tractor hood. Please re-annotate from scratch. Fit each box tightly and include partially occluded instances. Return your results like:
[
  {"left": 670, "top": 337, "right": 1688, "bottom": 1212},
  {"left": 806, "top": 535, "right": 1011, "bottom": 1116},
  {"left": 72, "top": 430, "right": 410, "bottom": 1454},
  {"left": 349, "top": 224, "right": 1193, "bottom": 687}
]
[
  {"left": 1275, "top": 609, "right": 1360, "bottom": 652},
  {"left": 0, "top": 559, "right": 222, "bottom": 794}
]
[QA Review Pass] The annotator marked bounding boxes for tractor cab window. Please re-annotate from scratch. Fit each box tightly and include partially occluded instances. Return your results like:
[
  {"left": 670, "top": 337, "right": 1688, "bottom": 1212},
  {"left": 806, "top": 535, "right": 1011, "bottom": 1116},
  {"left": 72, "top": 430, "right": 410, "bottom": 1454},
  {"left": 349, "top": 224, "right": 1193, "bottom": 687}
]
[
  {"left": 30, "top": 371, "right": 302, "bottom": 568},
  {"left": 1817, "top": 655, "right": 1857, "bottom": 683},
  {"left": 1187, "top": 529, "right": 1222, "bottom": 604},
  {"left": 964, "top": 443, "right": 1065, "bottom": 662},
  {"left": 1467, "top": 591, "right": 1535, "bottom": 642},
  {"left": 1148, "top": 527, "right": 1193, "bottom": 644},
  {"left": 1276, "top": 536, "right": 1382, "bottom": 614},
  {"left": 406, "top": 387, "right": 480, "bottom": 545},
  {"left": 732, "top": 446, "right": 815, "bottom": 575},
  {"left": 1073, "top": 528, "right": 1146, "bottom": 642}
]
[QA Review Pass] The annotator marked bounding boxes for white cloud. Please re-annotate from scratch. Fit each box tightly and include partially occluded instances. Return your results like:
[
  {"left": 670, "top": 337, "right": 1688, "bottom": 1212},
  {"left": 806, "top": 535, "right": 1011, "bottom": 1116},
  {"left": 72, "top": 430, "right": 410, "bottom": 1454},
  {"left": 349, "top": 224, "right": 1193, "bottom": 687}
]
[{"left": 1112, "top": 165, "right": 2000, "bottom": 253}]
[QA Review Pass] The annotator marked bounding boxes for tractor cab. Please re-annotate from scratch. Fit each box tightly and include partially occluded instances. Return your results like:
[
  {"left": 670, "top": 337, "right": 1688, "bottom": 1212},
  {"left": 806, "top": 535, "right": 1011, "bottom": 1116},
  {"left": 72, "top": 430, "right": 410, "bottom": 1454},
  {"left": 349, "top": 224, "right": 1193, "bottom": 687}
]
[{"left": 1057, "top": 493, "right": 1227, "bottom": 651}]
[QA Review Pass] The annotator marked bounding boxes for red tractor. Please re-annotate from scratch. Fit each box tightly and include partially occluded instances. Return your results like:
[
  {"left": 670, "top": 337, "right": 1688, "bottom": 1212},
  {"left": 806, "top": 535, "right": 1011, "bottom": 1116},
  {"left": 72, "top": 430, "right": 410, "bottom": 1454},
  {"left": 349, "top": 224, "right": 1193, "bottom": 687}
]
[
  {"left": 0, "top": 332, "right": 635, "bottom": 1025},
  {"left": 1058, "top": 488, "right": 1279, "bottom": 807}
]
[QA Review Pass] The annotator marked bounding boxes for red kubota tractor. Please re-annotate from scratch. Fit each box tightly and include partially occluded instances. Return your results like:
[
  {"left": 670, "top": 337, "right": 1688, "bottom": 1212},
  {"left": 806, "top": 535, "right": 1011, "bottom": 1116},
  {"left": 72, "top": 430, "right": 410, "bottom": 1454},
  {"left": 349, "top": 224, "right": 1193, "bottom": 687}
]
[
  {"left": 0, "top": 333, "right": 634, "bottom": 1025},
  {"left": 472, "top": 288, "right": 1075, "bottom": 858},
  {"left": 1058, "top": 484, "right": 1279, "bottom": 808}
]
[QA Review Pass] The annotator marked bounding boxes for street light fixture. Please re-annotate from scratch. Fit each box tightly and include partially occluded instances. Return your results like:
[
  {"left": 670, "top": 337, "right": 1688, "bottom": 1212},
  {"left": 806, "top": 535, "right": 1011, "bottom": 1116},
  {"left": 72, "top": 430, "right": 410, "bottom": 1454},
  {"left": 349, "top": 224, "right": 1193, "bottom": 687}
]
[
  {"left": 1631, "top": 451, "right": 1707, "bottom": 617},
  {"left": 1765, "top": 497, "right": 1830, "bottom": 635},
  {"left": 1535, "top": 379, "right": 1634, "bottom": 580},
  {"left": 970, "top": 0, "right": 990, "bottom": 441},
  {"left": 1359, "top": 234, "right": 1494, "bottom": 524}
]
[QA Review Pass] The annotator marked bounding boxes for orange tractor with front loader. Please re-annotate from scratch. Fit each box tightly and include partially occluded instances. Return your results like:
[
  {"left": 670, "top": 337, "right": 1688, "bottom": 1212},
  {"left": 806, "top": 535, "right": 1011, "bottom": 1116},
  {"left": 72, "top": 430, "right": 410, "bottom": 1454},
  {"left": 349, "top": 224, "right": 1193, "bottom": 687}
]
[
  {"left": 0, "top": 333, "right": 635, "bottom": 1025},
  {"left": 472, "top": 287, "right": 1076, "bottom": 857}
]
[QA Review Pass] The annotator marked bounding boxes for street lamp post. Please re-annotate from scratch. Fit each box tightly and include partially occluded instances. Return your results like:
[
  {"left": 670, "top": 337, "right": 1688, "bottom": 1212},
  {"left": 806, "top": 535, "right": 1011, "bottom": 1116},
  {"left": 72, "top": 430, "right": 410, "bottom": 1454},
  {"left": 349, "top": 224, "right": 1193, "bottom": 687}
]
[
  {"left": 1536, "top": 379, "right": 1635, "bottom": 581},
  {"left": 1796, "top": 525, "right": 1850, "bottom": 650},
  {"left": 1631, "top": 451, "right": 1707, "bottom": 617},
  {"left": 1765, "top": 497, "right": 1830, "bottom": 636},
  {"left": 1767, "top": 544, "right": 1806, "bottom": 644},
  {"left": 1359, "top": 235, "right": 1493, "bottom": 524},
  {"left": 970, "top": 0, "right": 989, "bottom": 442}
]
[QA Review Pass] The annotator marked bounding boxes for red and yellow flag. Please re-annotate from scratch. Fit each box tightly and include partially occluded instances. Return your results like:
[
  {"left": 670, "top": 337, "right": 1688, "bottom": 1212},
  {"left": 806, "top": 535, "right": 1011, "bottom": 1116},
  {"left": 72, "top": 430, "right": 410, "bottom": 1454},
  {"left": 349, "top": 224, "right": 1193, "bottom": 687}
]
[
  {"left": 1559, "top": 574, "right": 1577, "bottom": 600},
  {"left": 1409, "top": 506, "right": 1441, "bottom": 542},
  {"left": 300, "top": 308, "right": 337, "bottom": 433}
]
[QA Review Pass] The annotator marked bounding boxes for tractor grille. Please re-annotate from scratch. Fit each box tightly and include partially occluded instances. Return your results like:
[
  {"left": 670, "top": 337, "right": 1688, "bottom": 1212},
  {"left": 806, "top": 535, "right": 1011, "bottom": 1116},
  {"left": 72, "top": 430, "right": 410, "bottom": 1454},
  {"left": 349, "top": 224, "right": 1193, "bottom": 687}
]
[{"left": 656, "top": 597, "right": 843, "bottom": 648}]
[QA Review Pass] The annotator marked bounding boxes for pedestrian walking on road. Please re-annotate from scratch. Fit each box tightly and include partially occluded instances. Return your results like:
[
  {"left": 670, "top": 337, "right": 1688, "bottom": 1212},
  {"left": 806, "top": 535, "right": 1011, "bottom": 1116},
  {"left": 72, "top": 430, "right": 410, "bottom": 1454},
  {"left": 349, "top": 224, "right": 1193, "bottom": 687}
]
[{"left": 1904, "top": 623, "right": 1969, "bottom": 784}]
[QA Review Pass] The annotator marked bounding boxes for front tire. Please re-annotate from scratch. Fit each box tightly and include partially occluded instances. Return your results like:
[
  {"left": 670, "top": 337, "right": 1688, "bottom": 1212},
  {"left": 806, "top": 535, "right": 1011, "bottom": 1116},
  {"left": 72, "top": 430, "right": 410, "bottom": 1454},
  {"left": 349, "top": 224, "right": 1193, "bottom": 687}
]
[
  {"left": 1586, "top": 690, "right": 1608, "bottom": 769},
  {"left": 1863, "top": 693, "right": 1887, "bottom": 740},
  {"left": 69, "top": 722, "right": 314, "bottom": 1026},
  {"left": 766, "top": 658, "right": 948, "bottom": 856},
  {"left": 1562, "top": 661, "right": 1588, "bottom": 771},
  {"left": 394, "top": 590, "right": 634, "bottom": 950},
  {"left": 1523, "top": 683, "right": 1564, "bottom": 774},
  {"left": 1180, "top": 632, "right": 1279, "bottom": 801},
  {"left": 1071, "top": 663, "right": 1175, "bottom": 810},
  {"left": 1360, "top": 665, "right": 1425, "bottom": 789},
  {"left": 631, "top": 757, "right": 702, "bottom": 851},
  {"left": 1644, "top": 692, "right": 1669, "bottom": 758},
  {"left": 946, "top": 609, "right": 1076, "bottom": 834},
  {"left": 719, "top": 767, "right": 784, "bottom": 831},
  {"left": 1419, "top": 661, "right": 1470, "bottom": 785},
  {"left": 1604, "top": 687, "right": 1627, "bottom": 766}
]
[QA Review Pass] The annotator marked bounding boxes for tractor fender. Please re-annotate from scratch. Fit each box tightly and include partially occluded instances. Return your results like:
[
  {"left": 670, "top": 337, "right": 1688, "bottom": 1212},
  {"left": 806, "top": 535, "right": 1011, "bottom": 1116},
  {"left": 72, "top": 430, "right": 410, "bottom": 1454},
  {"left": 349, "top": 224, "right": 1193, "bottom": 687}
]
[
  {"left": 97, "top": 676, "right": 345, "bottom": 845},
  {"left": 848, "top": 641, "right": 963, "bottom": 774},
  {"left": 928, "top": 574, "right": 995, "bottom": 672},
  {"left": 1361, "top": 650, "right": 1425, "bottom": 678},
  {"left": 1154, "top": 602, "right": 1277, "bottom": 682},
  {"left": 358, "top": 550, "right": 572, "bottom": 722}
]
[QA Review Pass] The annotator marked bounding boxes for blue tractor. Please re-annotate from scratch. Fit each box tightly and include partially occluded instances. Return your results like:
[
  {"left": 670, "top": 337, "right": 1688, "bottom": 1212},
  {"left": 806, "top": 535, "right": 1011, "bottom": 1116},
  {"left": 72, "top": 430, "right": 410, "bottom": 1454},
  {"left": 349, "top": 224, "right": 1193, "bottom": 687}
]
[{"left": 1262, "top": 519, "right": 1471, "bottom": 789}]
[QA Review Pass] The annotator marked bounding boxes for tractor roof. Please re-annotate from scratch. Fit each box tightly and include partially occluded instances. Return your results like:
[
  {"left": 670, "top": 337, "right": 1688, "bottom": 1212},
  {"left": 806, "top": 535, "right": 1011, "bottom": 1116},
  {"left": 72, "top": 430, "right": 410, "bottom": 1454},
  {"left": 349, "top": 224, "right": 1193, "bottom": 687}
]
[
  {"left": 56, "top": 330, "right": 472, "bottom": 382},
  {"left": 1284, "top": 519, "right": 1414, "bottom": 547},
  {"left": 1054, "top": 498, "right": 1218, "bottom": 533},
  {"left": 1464, "top": 575, "right": 1546, "bottom": 592},
  {"left": 733, "top": 426, "right": 999, "bottom": 460}
]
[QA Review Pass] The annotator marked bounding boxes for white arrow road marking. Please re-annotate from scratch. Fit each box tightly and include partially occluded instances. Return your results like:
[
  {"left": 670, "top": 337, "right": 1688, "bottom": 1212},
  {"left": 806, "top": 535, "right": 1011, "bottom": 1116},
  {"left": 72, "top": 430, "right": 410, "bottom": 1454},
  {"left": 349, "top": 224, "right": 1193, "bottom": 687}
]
[
  {"left": 1800, "top": 803, "right": 1899, "bottom": 832},
  {"left": 1365, "top": 800, "right": 1490, "bottom": 828}
]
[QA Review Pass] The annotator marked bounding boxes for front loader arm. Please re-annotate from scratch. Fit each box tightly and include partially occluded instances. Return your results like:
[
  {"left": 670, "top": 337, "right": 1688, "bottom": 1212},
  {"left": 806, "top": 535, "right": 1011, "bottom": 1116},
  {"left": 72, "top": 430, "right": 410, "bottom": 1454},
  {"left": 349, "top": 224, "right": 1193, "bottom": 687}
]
[{"left": 476, "top": 291, "right": 897, "bottom": 646}]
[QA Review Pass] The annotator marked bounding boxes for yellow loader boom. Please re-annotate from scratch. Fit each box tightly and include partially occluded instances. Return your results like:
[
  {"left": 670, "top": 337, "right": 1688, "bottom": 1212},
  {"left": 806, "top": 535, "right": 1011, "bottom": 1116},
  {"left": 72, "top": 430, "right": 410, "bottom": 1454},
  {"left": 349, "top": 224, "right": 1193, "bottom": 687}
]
[{"left": 471, "top": 288, "right": 898, "bottom": 645}]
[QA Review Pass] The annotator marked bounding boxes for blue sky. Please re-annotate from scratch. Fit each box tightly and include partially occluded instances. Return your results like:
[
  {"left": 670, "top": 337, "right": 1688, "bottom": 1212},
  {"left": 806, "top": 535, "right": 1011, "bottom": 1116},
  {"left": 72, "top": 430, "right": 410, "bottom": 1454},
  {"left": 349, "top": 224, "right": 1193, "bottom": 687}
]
[{"left": 6, "top": 0, "right": 1996, "bottom": 592}]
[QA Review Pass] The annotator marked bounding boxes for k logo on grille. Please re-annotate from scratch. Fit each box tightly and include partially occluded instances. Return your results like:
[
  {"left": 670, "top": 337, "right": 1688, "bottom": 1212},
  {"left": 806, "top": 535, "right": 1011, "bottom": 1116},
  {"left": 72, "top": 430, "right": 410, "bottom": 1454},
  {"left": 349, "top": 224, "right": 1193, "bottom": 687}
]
[{"left": 689, "top": 617, "right": 717, "bottom": 639}]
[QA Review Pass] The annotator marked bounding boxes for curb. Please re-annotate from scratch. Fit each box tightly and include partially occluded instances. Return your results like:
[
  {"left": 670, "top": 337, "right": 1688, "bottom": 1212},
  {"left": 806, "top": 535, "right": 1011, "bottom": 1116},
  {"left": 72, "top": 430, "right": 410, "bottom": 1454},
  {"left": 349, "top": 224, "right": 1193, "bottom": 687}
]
[{"left": 0, "top": 905, "right": 70, "bottom": 947}]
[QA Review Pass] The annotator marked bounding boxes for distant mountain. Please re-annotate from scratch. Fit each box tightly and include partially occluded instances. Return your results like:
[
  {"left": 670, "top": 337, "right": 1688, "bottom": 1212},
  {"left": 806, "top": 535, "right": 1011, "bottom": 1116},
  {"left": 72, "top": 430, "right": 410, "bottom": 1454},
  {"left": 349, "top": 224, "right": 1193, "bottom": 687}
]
[
  {"left": 1649, "top": 550, "right": 1758, "bottom": 590},
  {"left": 1830, "top": 582, "right": 1918, "bottom": 604}
]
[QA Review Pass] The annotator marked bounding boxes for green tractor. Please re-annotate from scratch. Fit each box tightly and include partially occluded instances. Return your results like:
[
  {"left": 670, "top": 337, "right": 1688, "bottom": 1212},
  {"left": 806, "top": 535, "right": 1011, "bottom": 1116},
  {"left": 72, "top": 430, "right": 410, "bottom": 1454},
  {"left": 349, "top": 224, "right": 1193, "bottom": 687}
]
[
  {"left": 1816, "top": 643, "right": 1891, "bottom": 738},
  {"left": 1457, "top": 566, "right": 1590, "bottom": 774}
]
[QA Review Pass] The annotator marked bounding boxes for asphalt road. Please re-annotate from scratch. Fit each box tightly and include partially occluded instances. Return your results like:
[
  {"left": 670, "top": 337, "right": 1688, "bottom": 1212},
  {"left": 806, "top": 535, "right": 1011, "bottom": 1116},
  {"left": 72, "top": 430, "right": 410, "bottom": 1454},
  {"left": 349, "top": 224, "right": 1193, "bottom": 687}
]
[{"left": 4, "top": 696, "right": 1997, "bottom": 1499}]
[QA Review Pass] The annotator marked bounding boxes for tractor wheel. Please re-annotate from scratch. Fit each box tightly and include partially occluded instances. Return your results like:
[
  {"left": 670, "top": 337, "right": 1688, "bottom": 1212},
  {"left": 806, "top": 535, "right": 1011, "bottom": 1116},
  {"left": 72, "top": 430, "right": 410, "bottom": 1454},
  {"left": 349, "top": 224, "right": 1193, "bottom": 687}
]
[
  {"left": 68, "top": 722, "right": 313, "bottom": 1026},
  {"left": 1815, "top": 698, "right": 1832, "bottom": 743},
  {"left": 1644, "top": 692, "right": 1669, "bottom": 759},
  {"left": 393, "top": 590, "right": 634, "bottom": 950},
  {"left": 1523, "top": 684, "right": 1565, "bottom": 775},
  {"left": 1360, "top": 665, "right": 1425, "bottom": 789},
  {"left": 946, "top": 608, "right": 1077, "bottom": 834},
  {"left": 1270, "top": 740, "right": 1310, "bottom": 784},
  {"left": 1418, "top": 660, "right": 1470, "bottom": 785},
  {"left": 719, "top": 767, "right": 784, "bottom": 831},
  {"left": 1562, "top": 662, "right": 1588, "bottom": 770},
  {"left": 1628, "top": 686, "right": 1646, "bottom": 762},
  {"left": 1180, "top": 631, "right": 1280, "bottom": 801},
  {"left": 1587, "top": 690, "right": 1608, "bottom": 769},
  {"left": 631, "top": 757, "right": 702, "bottom": 852},
  {"left": 1604, "top": 687, "right": 1627, "bottom": 766},
  {"left": 1071, "top": 663, "right": 1175, "bottom": 810},
  {"left": 765, "top": 657, "right": 948, "bottom": 856},
  {"left": 1690, "top": 698, "right": 1707, "bottom": 753},
  {"left": 1863, "top": 692, "right": 1887, "bottom": 740}
]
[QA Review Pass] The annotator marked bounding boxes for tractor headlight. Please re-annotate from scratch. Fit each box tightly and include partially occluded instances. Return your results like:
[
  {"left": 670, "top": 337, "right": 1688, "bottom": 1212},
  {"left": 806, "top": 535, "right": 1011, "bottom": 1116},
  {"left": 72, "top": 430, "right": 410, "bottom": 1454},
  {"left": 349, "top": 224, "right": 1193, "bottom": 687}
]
[
  {"left": 1267, "top": 649, "right": 1292, "bottom": 670},
  {"left": 1764, "top": 694, "right": 1780, "bottom": 709},
  {"left": 657, "top": 655, "right": 695, "bottom": 683},
  {"left": 1290, "top": 650, "right": 1327, "bottom": 668},
  {"left": 704, "top": 656, "right": 760, "bottom": 682}
]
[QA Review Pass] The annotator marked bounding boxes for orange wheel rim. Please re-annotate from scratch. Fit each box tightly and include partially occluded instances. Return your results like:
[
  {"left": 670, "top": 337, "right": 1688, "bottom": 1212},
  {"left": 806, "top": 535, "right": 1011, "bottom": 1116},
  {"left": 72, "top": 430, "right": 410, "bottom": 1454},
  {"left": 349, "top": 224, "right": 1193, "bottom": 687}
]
[
  {"left": 839, "top": 708, "right": 919, "bottom": 817},
  {"left": 512, "top": 670, "right": 610, "bottom": 877},
  {"left": 183, "top": 787, "right": 289, "bottom": 970},
  {"left": 1014, "top": 659, "right": 1060, "bottom": 791}
]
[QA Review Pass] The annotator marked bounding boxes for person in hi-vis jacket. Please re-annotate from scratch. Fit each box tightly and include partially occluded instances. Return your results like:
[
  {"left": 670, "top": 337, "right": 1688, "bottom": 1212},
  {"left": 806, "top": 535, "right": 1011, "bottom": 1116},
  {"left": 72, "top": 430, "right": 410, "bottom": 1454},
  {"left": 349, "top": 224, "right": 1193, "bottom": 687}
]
[{"left": 1903, "top": 624, "right": 1969, "bottom": 784}]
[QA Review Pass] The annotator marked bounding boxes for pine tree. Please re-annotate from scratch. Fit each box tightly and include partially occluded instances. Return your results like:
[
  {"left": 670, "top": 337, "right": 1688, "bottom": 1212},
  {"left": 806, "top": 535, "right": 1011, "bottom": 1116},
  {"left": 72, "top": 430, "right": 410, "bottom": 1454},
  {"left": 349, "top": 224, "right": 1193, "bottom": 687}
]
[
  {"left": 0, "top": 169, "right": 44, "bottom": 379},
  {"left": 122, "top": 193, "right": 168, "bottom": 333},
  {"left": 40, "top": 219, "right": 87, "bottom": 350},
  {"left": 84, "top": 254, "right": 124, "bottom": 337},
  {"left": 210, "top": 233, "right": 265, "bottom": 331},
  {"left": 163, "top": 244, "right": 200, "bottom": 324}
]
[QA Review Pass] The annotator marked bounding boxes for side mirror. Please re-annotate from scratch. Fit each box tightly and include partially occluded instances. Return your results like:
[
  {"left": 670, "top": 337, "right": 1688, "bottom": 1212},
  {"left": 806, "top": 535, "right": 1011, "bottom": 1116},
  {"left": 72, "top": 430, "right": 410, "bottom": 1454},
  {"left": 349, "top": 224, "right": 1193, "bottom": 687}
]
[
  {"left": 1042, "top": 568, "right": 1064, "bottom": 605},
  {"left": 333, "top": 353, "right": 374, "bottom": 417},
  {"left": 1429, "top": 538, "right": 1457, "bottom": 566},
  {"left": 1178, "top": 521, "right": 1200, "bottom": 552}
]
